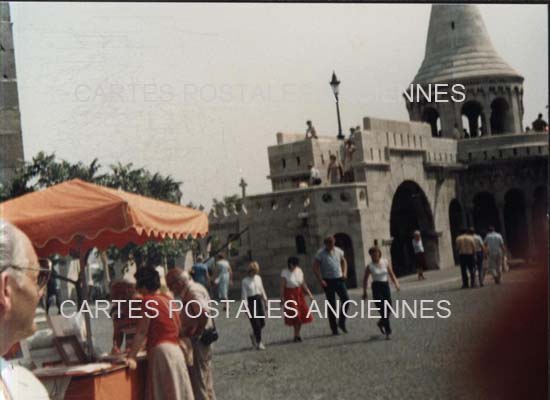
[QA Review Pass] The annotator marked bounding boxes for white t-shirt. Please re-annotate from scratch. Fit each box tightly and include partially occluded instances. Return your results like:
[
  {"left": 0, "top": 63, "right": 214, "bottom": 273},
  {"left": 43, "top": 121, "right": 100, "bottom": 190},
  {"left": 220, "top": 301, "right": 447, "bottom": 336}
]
[
  {"left": 367, "top": 258, "right": 390, "bottom": 282},
  {"left": 310, "top": 168, "right": 321, "bottom": 180},
  {"left": 241, "top": 275, "right": 267, "bottom": 300},
  {"left": 280, "top": 267, "right": 304, "bottom": 289},
  {"left": 0, "top": 359, "right": 49, "bottom": 400},
  {"left": 484, "top": 232, "right": 504, "bottom": 254},
  {"left": 412, "top": 238, "right": 424, "bottom": 254}
]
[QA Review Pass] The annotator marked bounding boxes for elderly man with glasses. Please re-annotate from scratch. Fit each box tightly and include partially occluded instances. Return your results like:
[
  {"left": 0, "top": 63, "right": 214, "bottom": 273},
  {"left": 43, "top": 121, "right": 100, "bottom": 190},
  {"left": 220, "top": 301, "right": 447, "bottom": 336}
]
[
  {"left": 0, "top": 220, "right": 51, "bottom": 399},
  {"left": 166, "top": 268, "right": 217, "bottom": 400}
]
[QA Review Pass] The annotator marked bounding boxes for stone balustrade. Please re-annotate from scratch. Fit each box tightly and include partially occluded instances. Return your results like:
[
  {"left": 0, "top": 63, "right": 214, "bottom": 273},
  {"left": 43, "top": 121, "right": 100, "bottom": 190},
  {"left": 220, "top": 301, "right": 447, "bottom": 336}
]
[
  {"left": 209, "top": 183, "right": 369, "bottom": 224},
  {"left": 457, "top": 132, "right": 548, "bottom": 163}
]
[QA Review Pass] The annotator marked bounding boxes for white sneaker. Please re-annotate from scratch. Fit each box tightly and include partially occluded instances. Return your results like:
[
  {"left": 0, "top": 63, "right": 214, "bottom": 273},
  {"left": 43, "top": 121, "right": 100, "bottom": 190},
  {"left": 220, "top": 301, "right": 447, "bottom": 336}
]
[
  {"left": 257, "top": 342, "right": 266, "bottom": 350},
  {"left": 249, "top": 333, "right": 257, "bottom": 348}
]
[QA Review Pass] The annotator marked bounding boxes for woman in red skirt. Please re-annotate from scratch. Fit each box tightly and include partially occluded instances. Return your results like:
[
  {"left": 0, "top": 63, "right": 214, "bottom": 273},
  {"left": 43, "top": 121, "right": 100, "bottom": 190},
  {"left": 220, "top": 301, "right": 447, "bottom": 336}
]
[{"left": 280, "top": 256, "right": 314, "bottom": 342}]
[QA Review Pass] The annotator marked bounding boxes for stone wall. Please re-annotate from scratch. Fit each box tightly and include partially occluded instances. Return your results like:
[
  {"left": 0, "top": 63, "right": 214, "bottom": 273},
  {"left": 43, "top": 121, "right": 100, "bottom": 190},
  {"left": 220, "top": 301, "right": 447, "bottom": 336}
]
[{"left": 0, "top": 2, "right": 24, "bottom": 188}]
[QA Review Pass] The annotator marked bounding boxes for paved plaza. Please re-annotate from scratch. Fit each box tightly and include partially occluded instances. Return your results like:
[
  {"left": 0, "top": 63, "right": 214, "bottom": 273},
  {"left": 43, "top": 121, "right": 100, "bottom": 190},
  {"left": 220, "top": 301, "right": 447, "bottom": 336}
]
[{"left": 86, "top": 265, "right": 543, "bottom": 400}]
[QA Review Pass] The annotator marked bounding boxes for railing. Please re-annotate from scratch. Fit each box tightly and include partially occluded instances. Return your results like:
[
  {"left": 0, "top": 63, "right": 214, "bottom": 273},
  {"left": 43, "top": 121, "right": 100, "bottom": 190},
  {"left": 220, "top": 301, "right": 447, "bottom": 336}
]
[{"left": 209, "top": 183, "right": 369, "bottom": 221}]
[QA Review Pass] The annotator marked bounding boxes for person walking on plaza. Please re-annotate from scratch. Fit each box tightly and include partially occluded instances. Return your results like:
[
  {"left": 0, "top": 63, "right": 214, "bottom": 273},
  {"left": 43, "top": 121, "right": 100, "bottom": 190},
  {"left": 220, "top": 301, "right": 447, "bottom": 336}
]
[
  {"left": 305, "top": 120, "right": 318, "bottom": 139},
  {"left": 455, "top": 228, "right": 477, "bottom": 288},
  {"left": 412, "top": 230, "right": 426, "bottom": 281},
  {"left": 326, "top": 155, "right": 344, "bottom": 185},
  {"left": 166, "top": 269, "right": 217, "bottom": 400},
  {"left": 470, "top": 227, "right": 485, "bottom": 287},
  {"left": 214, "top": 254, "right": 232, "bottom": 307},
  {"left": 484, "top": 226, "right": 506, "bottom": 284},
  {"left": 362, "top": 247, "right": 400, "bottom": 340},
  {"left": 0, "top": 221, "right": 51, "bottom": 399},
  {"left": 191, "top": 255, "right": 211, "bottom": 289},
  {"left": 280, "top": 256, "right": 314, "bottom": 342},
  {"left": 313, "top": 235, "right": 350, "bottom": 335},
  {"left": 127, "top": 266, "right": 194, "bottom": 400},
  {"left": 241, "top": 261, "right": 268, "bottom": 350}
]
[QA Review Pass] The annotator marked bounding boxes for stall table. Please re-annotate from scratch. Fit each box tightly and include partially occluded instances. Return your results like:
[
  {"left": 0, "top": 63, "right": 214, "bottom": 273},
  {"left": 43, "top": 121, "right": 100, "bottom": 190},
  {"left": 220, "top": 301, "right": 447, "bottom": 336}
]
[{"left": 35, "top": 359, "right": 147, "bottom": 400}]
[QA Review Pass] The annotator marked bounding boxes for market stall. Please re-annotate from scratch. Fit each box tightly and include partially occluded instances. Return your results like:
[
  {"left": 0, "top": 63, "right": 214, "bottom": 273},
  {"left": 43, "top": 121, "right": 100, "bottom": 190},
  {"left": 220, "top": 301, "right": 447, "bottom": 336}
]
[{"left": 0, "top": 178, "right": 208, "bottom": 399}]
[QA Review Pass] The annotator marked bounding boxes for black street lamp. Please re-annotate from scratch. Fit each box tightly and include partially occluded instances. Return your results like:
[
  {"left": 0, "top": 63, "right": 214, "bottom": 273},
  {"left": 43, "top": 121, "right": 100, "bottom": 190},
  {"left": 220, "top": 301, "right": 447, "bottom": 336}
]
[{"left": 330, "top": 71, "right": 344, "bottom": 140}]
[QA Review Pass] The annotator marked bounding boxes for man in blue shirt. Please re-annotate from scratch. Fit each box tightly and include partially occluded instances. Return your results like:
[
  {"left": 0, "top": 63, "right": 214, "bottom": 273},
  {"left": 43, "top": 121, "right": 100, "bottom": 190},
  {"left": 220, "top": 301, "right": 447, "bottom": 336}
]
[{"left": 313, "top": 236, "right": 350, "bottom": 335}]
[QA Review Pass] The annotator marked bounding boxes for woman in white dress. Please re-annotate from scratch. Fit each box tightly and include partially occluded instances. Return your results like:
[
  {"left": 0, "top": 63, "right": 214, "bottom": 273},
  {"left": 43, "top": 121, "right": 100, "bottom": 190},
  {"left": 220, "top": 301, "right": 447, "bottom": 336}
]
[{"left": 362, "top": 247, "right": 400, "bottom": 339}]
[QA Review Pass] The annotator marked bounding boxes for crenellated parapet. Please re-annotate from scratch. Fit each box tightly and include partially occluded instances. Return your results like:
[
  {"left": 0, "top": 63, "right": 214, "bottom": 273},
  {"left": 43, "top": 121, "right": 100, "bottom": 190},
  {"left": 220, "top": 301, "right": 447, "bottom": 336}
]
[{"left": 457, "top": 132, "right": 548, "bottom": 163}]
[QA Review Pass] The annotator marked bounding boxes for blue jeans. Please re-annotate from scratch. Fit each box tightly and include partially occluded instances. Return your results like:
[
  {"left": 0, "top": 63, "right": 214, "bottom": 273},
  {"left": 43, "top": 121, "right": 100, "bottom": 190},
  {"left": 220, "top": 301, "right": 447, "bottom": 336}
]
[{"left": 323, "top": 278, "right": 350, "bottom": 333}]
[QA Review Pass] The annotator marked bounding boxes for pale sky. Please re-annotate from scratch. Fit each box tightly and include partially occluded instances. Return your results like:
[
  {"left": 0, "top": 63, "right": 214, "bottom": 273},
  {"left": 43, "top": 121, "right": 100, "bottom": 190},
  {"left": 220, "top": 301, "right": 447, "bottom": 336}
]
[{"left": 10, "top": 3, "right": 548, "bottom": 207}]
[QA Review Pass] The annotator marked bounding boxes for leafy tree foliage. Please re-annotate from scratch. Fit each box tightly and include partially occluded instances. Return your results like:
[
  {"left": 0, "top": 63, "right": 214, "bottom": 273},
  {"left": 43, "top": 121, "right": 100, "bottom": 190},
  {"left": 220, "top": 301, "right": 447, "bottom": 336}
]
[
  {"left": 212, "top": 194, "right": 243, "bottom": 215},
  {"left": 0, "top": 152, "right": 199, "bottom": 268}
]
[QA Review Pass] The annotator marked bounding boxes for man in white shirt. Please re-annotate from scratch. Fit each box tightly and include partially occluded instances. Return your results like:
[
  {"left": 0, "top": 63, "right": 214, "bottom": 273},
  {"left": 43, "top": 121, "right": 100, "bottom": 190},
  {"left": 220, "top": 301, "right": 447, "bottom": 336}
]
[
  {"left": 484, "top": 226, "right": 506, "bottom": 284},
  {"left": 0, "top": 221, "right": 50, "bottom": 399},
  {"left": 308, "top": 164, "right": 322, "bottom": 186},
  {"left": 412, "top": 230, "right": 426, "bottom": 281}
]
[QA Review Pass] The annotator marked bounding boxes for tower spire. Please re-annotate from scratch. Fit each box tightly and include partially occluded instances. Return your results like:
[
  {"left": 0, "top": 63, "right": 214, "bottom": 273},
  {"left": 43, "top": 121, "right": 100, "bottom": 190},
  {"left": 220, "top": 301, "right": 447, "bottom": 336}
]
[
  {"left": 405, "top": 4, "right": 524, "bottom": 138},
  {"left": 414, "top": 4, "right": 521, "bottom": 84}
]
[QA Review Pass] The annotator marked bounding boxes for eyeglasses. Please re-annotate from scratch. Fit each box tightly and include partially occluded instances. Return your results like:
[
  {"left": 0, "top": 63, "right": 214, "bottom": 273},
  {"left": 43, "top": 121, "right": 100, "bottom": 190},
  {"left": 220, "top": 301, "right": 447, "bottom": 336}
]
[{"left": 2, "top": 258, "right": 52, "bottom": 289}]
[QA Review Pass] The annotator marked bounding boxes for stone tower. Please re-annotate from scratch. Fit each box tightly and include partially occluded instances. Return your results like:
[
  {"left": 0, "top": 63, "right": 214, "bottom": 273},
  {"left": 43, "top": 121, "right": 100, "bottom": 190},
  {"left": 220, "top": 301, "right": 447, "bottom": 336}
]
[
  {"left": 0, "top": 2, "right": 24, "bottom": 188},
  {"left": 405, "top": 4, "right": 524, "bottom": 138}
]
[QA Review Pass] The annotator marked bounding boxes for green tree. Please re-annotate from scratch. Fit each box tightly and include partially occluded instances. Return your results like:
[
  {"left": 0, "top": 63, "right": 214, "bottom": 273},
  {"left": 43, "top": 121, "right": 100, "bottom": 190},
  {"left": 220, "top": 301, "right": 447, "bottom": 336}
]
[
  {"left": 212, "top": 194, "right": 243, "bottom": 215},
  {"left": 1, "top": 152, "right": 197, "bottom": 268}
]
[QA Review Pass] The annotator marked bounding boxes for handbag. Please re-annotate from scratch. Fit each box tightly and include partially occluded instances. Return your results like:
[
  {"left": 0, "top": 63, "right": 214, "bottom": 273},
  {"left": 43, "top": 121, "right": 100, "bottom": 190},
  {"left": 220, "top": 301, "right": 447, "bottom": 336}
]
[{"left": 199, "top": 319, "right": 218, "bottom": 346}]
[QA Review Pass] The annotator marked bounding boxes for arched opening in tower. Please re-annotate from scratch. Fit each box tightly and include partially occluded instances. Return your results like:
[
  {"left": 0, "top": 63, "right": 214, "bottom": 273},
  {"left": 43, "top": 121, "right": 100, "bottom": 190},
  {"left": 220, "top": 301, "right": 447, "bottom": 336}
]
[
  {"left": 461, "top": 101, "right": 485, "bottom": 137},
  {"left": 490, "top": 97, "right": 513, "bottom": 134},
  {"left": 390, "top": 180, "right": 439, "bottom": 276},
  {"left": 503, "top": 189, "right": 528, "bottom": 259},
  {"left": 448, "top": 199, "right": 464, "bottom": 265},
  {"left": 472, "top": 192, "right": 501, "bottom": 235},
  {"left": 532, "top": 186, "right": 548, "bottom": 263},
  {"left": 421, "top": 107, "right": 441, "bottom": 137},
  {"left": 333, "top": 233, "right": 357, "bottom": 288}
]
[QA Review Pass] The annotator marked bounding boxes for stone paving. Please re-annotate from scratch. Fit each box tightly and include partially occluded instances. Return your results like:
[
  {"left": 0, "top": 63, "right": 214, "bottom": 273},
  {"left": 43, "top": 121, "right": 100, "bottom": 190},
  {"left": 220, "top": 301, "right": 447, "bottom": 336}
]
[{"left": 86, "top": 266, "right": 541, "bottom": 400}]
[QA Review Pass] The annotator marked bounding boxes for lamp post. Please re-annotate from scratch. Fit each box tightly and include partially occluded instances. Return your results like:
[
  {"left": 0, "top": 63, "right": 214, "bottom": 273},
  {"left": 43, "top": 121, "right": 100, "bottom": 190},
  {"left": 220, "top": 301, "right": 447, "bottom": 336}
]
[{"left": 330, "top": 71, "right": 344, "bottom": 140}]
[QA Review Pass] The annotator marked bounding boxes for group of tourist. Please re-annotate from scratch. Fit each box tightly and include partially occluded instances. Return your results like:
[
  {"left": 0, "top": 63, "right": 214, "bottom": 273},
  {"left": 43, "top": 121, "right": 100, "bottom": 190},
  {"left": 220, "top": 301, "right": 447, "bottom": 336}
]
[
  {"left": 304, "top": 121, "right": 358, "bottom": 186},
  {"left": 455, "top": 226, "right": 507, "bottom": 288},
  {"left": 0, "top": 218, "right": 513, "bottom": 400},
  {"left": 237, "top": 235, "right": 401, "bottom": 345}
]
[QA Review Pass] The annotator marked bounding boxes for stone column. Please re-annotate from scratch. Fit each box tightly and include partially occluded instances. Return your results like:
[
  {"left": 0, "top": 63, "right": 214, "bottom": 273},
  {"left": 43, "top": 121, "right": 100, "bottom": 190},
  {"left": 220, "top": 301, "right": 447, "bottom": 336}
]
[{"left": 482, "top": 109, "right": 492, "bottom": 136}]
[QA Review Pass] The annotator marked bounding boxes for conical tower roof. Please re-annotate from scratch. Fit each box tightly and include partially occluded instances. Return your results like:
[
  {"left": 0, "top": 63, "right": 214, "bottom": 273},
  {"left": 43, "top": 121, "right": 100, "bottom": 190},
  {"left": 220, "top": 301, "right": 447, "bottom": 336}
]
[{"left": 412, "top": 4, "right": 522, "bottom": 84}]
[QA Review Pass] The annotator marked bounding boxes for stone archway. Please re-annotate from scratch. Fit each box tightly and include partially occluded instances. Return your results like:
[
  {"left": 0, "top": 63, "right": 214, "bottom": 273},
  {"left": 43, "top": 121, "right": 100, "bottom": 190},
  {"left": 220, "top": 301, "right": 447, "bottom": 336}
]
[
  {"left": 421, "top": 107, "right": 441, "bottom": 137},
  {"left": 448, "top": 199, "right": 464, "bottom": 264},
  {"left": 390, "top": 181, "right": 439, "bottom": 276},
  {"left": 490, "top": 97, "right": 513, "bottom": 134},
  {"left": 532, "top": 186, "right": 548, "bottom": 262},
  {"left": 504, "top": 189, "right": 529, "bottom": 258},
  {"left": 472, "top": 192, "right": 501, "bottom": 236},
  {"left": 334, "top": 233, "right": 357, "bottom": 288},
  {"left": 461, "top": 100, "right": 484, "bottom": 137}
]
